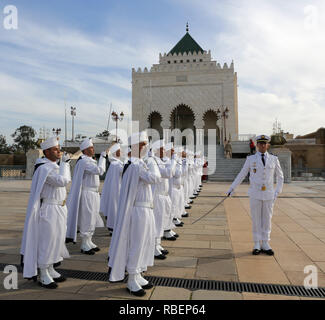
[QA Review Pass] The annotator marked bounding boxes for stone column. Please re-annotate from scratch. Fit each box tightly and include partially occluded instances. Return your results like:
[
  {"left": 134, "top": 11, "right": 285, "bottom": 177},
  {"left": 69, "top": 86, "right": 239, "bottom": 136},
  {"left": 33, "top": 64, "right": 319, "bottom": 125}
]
[
  {"left": 270, "top": 146, "right": 292, "bottom": 183},
  {"left": 161, "top": 118, "right": 171, "bottom": 142},
  {"left": 26, "top": 149, "right": 43, "bottom": 179}
]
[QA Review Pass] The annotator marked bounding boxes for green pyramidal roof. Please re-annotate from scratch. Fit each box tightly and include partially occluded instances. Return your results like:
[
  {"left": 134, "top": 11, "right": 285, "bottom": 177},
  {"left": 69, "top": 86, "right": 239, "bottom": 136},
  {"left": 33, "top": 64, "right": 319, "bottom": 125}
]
[{"left": 168, "top": 32, "right": 204, "bottom": 55}]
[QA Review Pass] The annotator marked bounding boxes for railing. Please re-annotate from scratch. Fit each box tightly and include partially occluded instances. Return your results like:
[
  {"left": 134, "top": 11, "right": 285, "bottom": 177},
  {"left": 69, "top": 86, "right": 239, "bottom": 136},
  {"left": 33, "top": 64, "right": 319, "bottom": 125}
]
[
  {"left": 292, "top": 168, "right": 325, "bottom": 178},
  {"left": 238, "top": 134, "right": 256, "bottom": 142},
  {"left": 286, "top": 139, "right": 316, "bottom": 145},
  {"left": 0, "top": 165, "right": 26, "bottom": 179}
]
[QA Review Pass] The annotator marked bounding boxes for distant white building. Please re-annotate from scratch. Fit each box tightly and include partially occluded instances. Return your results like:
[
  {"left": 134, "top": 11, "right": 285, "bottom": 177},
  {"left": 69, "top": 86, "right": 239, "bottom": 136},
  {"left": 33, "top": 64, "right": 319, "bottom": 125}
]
[{"left": 132, "top": 25, "right": 239, "bottom": 145}]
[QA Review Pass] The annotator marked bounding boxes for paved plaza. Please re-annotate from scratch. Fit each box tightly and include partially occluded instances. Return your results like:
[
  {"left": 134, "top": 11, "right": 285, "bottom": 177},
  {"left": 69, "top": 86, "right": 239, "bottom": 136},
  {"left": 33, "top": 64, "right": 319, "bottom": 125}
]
[{"left": 1, "top": 180, "right": 325, "bottom": 300}]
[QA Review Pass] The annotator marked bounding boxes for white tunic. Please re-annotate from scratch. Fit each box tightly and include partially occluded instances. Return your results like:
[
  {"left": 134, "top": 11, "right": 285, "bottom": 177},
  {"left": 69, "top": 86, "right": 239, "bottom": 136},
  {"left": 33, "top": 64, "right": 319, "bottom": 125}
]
[
  {"left": 182, "top": 158, "right": 189, "bottom": 205},
  {"left": 147, "top": 156, "right": 175, "bottom": 235},
  {"left": 168, "top": 157, "right": 184, "bottom": 219},
  {"left": 38, "top": 162, "right": 70, "bottom": 267},
  {"left": 78, "top": 155, "right": 106, "bottom": 236},
  {"left": 230, "top": 152, "right": 284, "bottom": 200},
  {"left": 108, "top": 156, "right": 161, "bottom": 281},
  {"left": 21, "top": 158, "right": 71, "bottom": 278},
  {"left": 100, "top": 157, "right": 123, "bottom": 230},
  {"left": 66, "top": 154, "right": 106, "bottom": 242}
]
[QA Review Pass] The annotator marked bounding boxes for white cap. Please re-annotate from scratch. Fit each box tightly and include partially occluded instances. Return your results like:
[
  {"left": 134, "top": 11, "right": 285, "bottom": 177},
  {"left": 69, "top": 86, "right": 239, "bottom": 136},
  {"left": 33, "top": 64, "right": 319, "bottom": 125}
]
[
  {"left": 40, "top": 137, "right": 59, "bottom": 151},
  {"left": 80, "top": 138, "right": 93, "bottom": 151},
  {"left": 256, "top": 135, "right": 270, "bottom": 143},
  {"left": 128, "top": 131, "right": 148, "bottom": 146},
  {"left": 165, "top": 142, "right": 174, "bottom": 152},
  {"left": 109, "top": 143, "right": 121, "bottom": 156},
  {"left": 151, "top": 139, "right": 165, "bottom": 151}
]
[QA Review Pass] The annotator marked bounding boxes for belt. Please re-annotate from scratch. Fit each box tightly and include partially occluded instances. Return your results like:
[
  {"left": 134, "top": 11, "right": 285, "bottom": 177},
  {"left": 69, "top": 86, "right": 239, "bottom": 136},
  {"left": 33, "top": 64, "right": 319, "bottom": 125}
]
[
  {"left": 134, "top": 201, "right": 154, "bottom": 209},
  {"left": 41, "top": 198, "right": 66, "bottom": 206},
  {"left": 159, "top": 192, "right": 169, "bottom": 197},
  {"left": 82, "top": 187, "right": 99, "bottom": 193}
]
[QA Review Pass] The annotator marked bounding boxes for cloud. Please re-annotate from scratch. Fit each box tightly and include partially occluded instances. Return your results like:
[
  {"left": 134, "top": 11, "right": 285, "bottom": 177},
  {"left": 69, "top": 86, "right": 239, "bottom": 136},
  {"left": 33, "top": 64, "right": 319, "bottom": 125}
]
[
  {"left": 0, "top": 17, "right": 166, "bottom": 142},
  {"left": 176, "top": 0, "right": 325, "bottom": 136},
  {"left": 1, "top": 0, "right": 325, "bottom": 144}
]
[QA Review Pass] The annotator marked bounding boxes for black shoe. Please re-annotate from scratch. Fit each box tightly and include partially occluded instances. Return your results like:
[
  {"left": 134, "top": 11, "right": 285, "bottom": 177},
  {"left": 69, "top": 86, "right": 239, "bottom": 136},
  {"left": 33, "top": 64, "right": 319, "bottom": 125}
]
[
  {"left": 173, "top": 233, "right": 179, "bottom": 238},
  {"left": 189, "top": 200, "right": 194, "bottom": 204},
  {"left": 39, "top": 281, "right": 58, "bottom": 289},
  {"left": 81, "top": 249, "right": 95, "bottom": 255},
  {"left": 174, "top": 223, "right": 183, "bottom": 227},
  {"left": 261, "top": 249, "right": 274, "bottom": 256},
  {"left": 53, "top": 276, "right": 66, "bottom": 283},
  {"left": 194, "top": 193, "right": 199, "bottom": 196},
  {"left": 190, "top": 197, "right": 196, "bottom": 200},
  {"left": 142, "top": 282, "right": 154, "bottom": 290},
  {"left": 163, "top": 236, "right": 177, "bottom": 241},
  {"left": 91, "top": 247, "right": 100, "bottom": 252},
  {"left": 161, "top": 249, "right": 169, "bottom": 255},
  {"left": 185, "top": 205, "right": 192, "bottom": 209},
  {"left": 155, "top": 254, "right": 166, "bottom": 260},
  {"left": 252, "top": 249, "right": 261, "bottom": 255},
  {"left": 182, "top": 213, "right": 189, "bottom": 218},
  {"left": 199, "top": 185, "right": 202, "bottom": 187},
  {"left": 127, "top": 288, "right": 146, "bottom": 297},
  {"left": 173, "top": 219, "right": 184, "bottom": 225}
]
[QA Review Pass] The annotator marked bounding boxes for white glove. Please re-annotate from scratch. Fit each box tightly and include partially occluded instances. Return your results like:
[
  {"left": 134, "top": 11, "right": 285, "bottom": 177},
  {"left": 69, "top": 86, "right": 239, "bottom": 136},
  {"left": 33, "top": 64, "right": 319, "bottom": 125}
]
[
  {"left": 100, "top": 151, "right": 107, "bottom": 158},
  {"left": 273, "top": 191, "right": 279, "bottom": 202},
  {"left": 226, "top": 188, "right": 234, "bottom": 197},
  {"left": 61, "top": 152, "right": 71, "bottom": 163}
]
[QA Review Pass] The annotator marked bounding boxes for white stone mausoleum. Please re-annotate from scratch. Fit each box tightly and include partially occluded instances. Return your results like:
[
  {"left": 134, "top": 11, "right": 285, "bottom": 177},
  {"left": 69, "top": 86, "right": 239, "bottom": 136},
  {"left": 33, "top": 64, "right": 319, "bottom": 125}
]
[{"left": 132, "top": 25, "right": 239, "bottom": 146}]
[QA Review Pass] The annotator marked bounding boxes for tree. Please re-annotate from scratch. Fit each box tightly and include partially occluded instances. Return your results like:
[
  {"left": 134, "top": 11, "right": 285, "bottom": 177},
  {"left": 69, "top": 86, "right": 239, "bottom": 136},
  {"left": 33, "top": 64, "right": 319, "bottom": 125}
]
[
  {"left": 0, "top": 134, "right": 9, "bottom": 153},
  {"left": 11, "top": 125, "right": 37, "bottom": 154}
]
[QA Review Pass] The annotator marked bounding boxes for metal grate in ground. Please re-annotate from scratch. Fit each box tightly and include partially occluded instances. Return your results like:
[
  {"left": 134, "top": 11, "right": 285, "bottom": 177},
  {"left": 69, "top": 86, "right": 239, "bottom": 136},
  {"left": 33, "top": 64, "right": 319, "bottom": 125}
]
[{"left": 1, "top": 263, "right": 324, "bottom": 298}]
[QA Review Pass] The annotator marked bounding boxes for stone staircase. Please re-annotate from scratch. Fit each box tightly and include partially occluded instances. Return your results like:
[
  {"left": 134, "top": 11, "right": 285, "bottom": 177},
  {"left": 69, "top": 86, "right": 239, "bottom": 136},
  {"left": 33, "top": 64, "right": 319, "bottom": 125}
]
[{"left": 206, "top": 145, "right": 246, "bottom": 181}]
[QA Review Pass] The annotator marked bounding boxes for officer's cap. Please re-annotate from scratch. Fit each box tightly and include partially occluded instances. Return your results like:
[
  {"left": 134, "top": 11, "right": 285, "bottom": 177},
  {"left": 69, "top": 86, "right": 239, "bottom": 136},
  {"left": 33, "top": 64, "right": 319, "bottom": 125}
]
[{"left": 256, "top": 135, "right": 270, "bottom": 143}]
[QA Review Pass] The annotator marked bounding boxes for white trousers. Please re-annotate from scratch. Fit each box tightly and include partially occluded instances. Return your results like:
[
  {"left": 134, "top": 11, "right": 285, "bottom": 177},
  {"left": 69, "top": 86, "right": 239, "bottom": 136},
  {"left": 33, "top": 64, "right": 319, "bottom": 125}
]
[
  {"left": 126, "top": 207, "right": 155, "bottom": 275},
  {"left": 38, "top": 204, "right": 69, "bottom": 268},
  {"left": 78, "top": 190, "right": 104, "bottom": 237},
  {"left": 249, "top": 198, "right": 274, "bottom": 242}
]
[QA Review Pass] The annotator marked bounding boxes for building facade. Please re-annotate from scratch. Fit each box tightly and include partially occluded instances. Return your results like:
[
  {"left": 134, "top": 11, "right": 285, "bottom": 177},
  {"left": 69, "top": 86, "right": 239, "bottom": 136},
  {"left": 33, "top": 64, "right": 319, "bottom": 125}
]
[{"left": 132, "top": 27, "right": 239, "bottom": 145}]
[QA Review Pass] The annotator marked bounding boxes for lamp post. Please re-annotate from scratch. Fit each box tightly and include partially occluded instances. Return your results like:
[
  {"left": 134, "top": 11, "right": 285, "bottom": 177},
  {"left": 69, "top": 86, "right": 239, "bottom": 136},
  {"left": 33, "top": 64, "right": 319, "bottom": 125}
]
[
  {"left": 52, "top": 128, "right": 61, "bottom": 137},
  {"left": 70, "top": 107, "right": 77, "bottom": 141},
  {"left": 216, "top": 106, "right": 229, "bottom": 145},
  {"left": 111, "top": 111, "right": 124, "bottom": 142}
]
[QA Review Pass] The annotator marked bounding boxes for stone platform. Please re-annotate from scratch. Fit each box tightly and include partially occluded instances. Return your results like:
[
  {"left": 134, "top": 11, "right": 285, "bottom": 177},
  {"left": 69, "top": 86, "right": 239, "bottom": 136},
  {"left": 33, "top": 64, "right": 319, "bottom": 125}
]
[{"left": 1, "top": 180, "right": 325, "bottom": 300}]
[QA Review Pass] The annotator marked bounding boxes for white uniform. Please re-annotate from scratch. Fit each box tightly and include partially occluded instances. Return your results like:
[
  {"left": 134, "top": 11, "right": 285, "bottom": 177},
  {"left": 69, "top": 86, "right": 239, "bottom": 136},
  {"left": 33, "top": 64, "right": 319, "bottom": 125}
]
[
  {"left": 182, "top": 158, "right": 189, "bottom": 206},
  {"left": 146, "top": 156, "right": 175, "bottom": 238},
  {"left": 66, "top": 153, "right": 106, "bottom": 248},
  {"left": 229, "top": 151, "right": 284, "bottom": 242},
  {"left": 21, "top": 158, "right": 71, "bottom": 279},
  {"left": 78, "top": 155, "right": 106, "bottom": 236},
  {"left": 168, "top": 157, "right": 184, "bottom": 220},
  {"left": 108, "top": 157, "right": 161, "bottom": 281},
  {"left": 100, "top": 157, "right": 123, "bottom": 230}
]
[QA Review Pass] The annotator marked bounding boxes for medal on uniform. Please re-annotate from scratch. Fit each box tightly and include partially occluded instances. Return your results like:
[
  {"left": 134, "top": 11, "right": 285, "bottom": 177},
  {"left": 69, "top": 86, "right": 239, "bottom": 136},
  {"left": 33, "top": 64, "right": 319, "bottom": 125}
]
[
  {"left": 253, "top": 169, "right": 256, "bottom": 173},
  {"left": 261, "top": 185, "right": 266, "bottom": 191}
]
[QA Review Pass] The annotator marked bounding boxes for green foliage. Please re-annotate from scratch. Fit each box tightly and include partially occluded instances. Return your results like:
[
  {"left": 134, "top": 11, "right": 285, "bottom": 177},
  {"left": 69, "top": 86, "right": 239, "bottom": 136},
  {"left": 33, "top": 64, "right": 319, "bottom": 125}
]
[{"left": 11, "top": 125, "right": 37, "bottom": 154}]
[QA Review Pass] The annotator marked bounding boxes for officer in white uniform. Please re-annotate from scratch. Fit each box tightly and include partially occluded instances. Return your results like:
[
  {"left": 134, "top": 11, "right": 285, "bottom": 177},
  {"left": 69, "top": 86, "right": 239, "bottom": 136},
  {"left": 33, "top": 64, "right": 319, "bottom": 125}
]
[{"left": 226, "top": 135, "right": 284, "bottom": 255}]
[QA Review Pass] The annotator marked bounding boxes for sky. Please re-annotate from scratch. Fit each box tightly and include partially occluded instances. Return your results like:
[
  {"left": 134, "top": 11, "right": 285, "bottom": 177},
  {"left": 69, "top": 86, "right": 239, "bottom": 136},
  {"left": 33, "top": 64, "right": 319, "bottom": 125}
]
[{"left": 0, "top": 0, "right": 325, "bottom": 144}]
